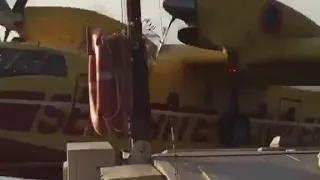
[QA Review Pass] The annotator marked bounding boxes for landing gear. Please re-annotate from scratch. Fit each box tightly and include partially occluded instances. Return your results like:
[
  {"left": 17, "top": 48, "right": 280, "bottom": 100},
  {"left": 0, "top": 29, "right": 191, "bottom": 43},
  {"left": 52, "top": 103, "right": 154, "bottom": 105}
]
[{"left": 219, "top": 52, "right": 251, "bottom": 148}]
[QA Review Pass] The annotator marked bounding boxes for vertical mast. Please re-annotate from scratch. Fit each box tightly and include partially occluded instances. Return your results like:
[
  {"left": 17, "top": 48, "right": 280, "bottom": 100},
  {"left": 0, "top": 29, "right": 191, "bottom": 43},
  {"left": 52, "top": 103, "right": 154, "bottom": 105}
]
[{"left": 126, "top": 0, "right": 151, "bottom": 152}]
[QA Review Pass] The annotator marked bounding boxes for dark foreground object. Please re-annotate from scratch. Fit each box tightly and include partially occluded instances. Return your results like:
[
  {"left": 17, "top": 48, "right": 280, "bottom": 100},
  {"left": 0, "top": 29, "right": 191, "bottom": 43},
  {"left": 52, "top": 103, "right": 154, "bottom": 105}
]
[
  {"left": 153, "top": 148, "right": 320, "bottom": 180},
  {"left": 0, "top": 166, "right": 62, "bottom": 180},
  {"left": 219, "top": 113, "right": 251, "bottom": 148}
]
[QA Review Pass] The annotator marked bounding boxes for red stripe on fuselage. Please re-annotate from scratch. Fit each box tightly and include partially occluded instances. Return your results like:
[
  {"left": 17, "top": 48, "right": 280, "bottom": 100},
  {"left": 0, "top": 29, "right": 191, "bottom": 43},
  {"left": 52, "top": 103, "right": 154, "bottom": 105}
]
[
  {"left": 51, "top": 94, "right": 72, "bottom": 102},
  {"left": 0, "top": 91, "right": 45, "bottom": 132},
  {"left": 0, "top": 91, "right": 46, "bottom": 100},
  {"left": 0, "top": 89, "right": 92, "bottom": 135}
]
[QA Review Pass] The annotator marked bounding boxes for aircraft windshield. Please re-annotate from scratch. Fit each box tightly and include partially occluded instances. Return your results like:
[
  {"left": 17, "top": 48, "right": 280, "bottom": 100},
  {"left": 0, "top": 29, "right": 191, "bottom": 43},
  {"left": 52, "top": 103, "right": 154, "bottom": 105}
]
[{"left": 0, "top": 48, "right": 67, "bottom": 77}]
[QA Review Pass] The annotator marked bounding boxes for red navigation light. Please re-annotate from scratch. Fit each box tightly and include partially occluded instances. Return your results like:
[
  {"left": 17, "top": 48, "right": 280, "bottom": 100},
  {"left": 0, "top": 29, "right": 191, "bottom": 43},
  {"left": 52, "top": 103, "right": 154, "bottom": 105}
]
[{"left": 229, "top": 68, "right": 238, "bottom": 73}]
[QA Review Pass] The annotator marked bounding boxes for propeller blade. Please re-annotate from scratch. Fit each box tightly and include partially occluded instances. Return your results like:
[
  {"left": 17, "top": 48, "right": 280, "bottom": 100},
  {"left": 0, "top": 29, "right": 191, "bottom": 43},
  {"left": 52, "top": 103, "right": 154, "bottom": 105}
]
[
  {"left": 12, "top": 0, "right": 28, "bottom": 14},
  {"left": 0, "top": 0, "right": 11, "bottom": 11},
  {"left": 3, "top": 0, "right": 29, "bottom": 42},
  {"left": 3, "top": 28, "right": 10, "bottom": 42}
]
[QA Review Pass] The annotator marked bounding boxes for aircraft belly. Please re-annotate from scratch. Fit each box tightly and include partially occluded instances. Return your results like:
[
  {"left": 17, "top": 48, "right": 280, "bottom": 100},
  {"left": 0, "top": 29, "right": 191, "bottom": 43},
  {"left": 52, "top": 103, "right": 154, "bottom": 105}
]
[{"left": 239, "top": 37, "right": 320, "bottom": 64}]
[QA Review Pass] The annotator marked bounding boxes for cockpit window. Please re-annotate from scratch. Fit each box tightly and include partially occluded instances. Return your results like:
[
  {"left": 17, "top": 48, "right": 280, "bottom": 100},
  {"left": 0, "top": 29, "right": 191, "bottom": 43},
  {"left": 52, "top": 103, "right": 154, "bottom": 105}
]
[{"left": 0, "top": 47, "right": 67, "bottom": 77}]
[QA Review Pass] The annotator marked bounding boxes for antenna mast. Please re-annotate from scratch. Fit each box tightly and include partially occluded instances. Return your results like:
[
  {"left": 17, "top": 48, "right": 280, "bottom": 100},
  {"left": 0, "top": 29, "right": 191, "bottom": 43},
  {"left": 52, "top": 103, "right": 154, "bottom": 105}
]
[{"left": 126, "top": 0, "right": 151, "bottom": 163}]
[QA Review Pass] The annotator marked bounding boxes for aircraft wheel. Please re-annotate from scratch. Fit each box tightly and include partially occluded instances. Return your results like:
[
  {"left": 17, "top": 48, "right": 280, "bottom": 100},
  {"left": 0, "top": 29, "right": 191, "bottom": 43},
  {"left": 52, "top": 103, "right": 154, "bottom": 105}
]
[
  {"left": 219, "top": 113, "right": 251, "bottom": 148},
  {"left": 232, "top": 114, "right": 251, "bottom": 147}
]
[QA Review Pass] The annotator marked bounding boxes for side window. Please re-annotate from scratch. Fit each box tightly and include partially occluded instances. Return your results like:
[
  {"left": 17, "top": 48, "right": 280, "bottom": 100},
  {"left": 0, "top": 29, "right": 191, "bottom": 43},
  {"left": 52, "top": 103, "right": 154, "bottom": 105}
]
[
  {"left": 0, "top": 48, "right": 67, "bottom": 77},
  {"left": 42, "top": 53, "right": 68, "bottom": 77},
  {"left": 10, "top": 50, "right": 46, "bottom": 74},
  {"left": 0, "top": 48, "right": 17, "bottom": 68}
]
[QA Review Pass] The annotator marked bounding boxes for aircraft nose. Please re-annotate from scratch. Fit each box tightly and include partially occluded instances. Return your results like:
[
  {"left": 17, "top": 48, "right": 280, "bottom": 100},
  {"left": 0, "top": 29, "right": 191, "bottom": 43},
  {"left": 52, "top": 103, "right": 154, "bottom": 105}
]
[{"left": 163, "top": 0, "right": 196, "bottom": 24}]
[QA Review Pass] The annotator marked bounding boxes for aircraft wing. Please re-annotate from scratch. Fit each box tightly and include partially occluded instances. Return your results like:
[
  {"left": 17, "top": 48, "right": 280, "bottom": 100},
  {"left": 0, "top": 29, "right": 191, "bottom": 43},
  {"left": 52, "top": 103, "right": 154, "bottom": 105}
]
[
  {"left": 23, "top": 7, "right": 124, "bottom": 49},
  {"left": 239, "top": 37, "right": 320, "bottom": 65},
  {"left": 188, "top": 60, "right": 320, "bottom": 86},
  {"left": 22, "top": 7, "right": 156, "bottom": 53},
  {"left": 159, "top": 44, "right": 226, "bottom": 63},
  {"left": 165, "top": 43, "right": 320, "bottom": 86}
]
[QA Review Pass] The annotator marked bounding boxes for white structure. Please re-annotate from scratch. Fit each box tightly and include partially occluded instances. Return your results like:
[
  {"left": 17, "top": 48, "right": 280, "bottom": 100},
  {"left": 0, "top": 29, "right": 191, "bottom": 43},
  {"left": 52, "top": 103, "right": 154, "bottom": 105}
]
[{"left": 66, "top": 142, "right": 115, "bottom": 180}]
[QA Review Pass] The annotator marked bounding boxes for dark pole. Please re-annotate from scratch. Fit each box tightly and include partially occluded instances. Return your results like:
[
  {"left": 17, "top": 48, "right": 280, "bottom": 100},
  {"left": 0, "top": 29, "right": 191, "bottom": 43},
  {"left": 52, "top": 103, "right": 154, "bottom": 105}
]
[
  {"left": 228, "top": 52, "right": 240, "bottom": 114},
  {"left": 126, "top": 0, "right": 151, "bottom": 143}
]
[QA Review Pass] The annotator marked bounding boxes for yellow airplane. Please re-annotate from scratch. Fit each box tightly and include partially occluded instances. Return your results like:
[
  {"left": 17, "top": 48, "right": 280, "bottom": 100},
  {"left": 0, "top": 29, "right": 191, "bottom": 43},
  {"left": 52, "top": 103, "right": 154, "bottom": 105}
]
[
  {"left": 163, "top": 0, "right": 320, "bottom": 145},
  {"left": 0, "top": 4, "right": 229, "bottom": 179},
  {"left": 1, "top": 2, "right": 320, "bottom": 179},
  {"left": 163, "top": 0, "right": 320, "bottom": 84}
]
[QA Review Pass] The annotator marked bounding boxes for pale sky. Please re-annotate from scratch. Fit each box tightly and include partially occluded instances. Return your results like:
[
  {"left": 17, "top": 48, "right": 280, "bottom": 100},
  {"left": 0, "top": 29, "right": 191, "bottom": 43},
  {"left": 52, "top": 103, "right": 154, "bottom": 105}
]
[
  {"left": 5, "top": 0, "right": 185, "bottom": 44},
  {"left": 3, "top": 0, "right": 320, "bottom": 91}
]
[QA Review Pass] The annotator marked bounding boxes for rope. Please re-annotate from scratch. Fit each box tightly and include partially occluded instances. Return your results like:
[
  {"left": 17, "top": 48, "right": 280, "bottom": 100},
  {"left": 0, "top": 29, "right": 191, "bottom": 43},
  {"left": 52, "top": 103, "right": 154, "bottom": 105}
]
[{"left": 102, "top": 35, "right": 127, "bottom": 134}]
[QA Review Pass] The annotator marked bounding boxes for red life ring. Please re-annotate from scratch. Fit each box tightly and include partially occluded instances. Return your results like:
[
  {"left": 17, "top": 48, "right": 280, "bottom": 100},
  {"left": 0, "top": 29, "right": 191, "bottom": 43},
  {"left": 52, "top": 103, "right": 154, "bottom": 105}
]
[
  {"left": 89, "top": 30, "right": 118, "bottom": 135},
  {"left": 88, "top": 29, "right": 131, "bottom": 136}
]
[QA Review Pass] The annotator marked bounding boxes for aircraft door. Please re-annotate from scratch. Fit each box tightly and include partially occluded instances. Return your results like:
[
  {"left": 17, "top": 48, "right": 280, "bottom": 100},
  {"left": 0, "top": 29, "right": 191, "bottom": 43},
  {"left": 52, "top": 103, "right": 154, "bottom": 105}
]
[
  {"left": 278, "top": 97, "right": 302, "bottom": 137},
  {"left": 279, "top": 97, "right": 302, "bottom": 122},
  {"left": 67, "top": 72, "right": 90, "bottom": 136}
]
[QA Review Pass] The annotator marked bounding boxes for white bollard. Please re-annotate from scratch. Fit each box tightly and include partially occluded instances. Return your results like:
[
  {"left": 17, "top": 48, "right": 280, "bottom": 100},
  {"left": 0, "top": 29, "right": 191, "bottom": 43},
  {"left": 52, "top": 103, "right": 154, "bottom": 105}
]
[
  {"left": 63, "top": 161, "right": 68, "bottom": 180},
  {"left": 100, "top": 164, "right": 165, "bottom": 180},
  {"left": 67, "top": 141, "right": 115, "bottom": 180},
  {"left": 318, "top": 153, "right": 320, "bottom": 169}
]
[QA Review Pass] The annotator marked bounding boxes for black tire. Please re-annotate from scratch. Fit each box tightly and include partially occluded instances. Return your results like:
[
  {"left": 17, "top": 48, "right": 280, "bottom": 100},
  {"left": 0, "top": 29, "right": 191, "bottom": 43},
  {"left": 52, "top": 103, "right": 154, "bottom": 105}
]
[
  {"left": 232, "top": 114, "right": 251, "bottom": 146},
  {"left": 219, "top": 113, "right": 251, "bottom": 148}
]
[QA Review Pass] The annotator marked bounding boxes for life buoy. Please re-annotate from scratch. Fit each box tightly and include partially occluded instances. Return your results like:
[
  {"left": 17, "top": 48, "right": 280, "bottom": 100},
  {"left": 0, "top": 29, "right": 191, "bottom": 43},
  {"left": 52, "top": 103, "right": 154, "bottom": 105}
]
[{"left": 88, "top": 29, "right": 131, "bottom": 136}]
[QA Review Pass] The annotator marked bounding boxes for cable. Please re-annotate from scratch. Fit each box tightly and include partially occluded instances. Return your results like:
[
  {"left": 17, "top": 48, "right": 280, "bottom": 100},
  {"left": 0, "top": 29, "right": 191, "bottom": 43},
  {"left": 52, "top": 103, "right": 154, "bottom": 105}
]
[
  {"left": 155, "top": 17, "right": 175, "bottom": 59},
  {"left": 102, "top": 36, "right": 127, "bottom": 134},
  {"left": 168, "top": 102, "right": 180, "bottom": 180}
]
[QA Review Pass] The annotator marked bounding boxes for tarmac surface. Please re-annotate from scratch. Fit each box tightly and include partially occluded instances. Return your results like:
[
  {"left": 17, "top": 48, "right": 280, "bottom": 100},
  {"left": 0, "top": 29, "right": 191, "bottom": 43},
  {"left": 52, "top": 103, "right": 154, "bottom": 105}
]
[{"left": 152, "top": 148, "right": 320, "bottom": 180}]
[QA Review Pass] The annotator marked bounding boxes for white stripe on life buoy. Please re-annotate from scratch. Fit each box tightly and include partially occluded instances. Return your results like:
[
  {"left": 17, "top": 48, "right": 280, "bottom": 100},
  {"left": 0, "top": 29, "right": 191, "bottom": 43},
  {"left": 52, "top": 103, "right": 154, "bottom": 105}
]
[
  {"left": 88, "top": 82, "right": 97, "bottom": 90},
  {"left": 97, "top": 71, "right": 113, "bottom": 81}
]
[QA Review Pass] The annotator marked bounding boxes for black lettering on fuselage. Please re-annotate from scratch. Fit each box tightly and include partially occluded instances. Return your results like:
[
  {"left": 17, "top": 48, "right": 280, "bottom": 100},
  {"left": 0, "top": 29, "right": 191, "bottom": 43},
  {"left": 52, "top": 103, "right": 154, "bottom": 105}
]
[
  {"left": 191, "top": 118, "right": 210, "bottom": 142},
  {"left": 151, "top": 114, "right": 167, "bottom": 139},
  {"left": 38, "top": 105, "right": 66, "bottom": 134}
]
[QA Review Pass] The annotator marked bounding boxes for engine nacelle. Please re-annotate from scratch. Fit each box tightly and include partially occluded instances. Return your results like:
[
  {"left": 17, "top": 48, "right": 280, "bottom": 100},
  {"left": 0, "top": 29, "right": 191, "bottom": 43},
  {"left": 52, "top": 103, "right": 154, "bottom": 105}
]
[
  {"left": 163, "top": 0, "right": 196, "bottom": 24},
  {"left": 178, "top": 27, "right": 223, "bottom": 51}
]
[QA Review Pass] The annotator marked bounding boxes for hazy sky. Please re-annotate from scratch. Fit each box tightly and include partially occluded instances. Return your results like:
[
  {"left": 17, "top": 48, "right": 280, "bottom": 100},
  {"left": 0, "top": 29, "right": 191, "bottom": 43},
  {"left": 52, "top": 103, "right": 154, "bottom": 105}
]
[
  {"left": 5, "top": 0, "right": 184, "bottom": 44},
  {"left": 3, "top": 0, "right": 320, "bottom": 91}
]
